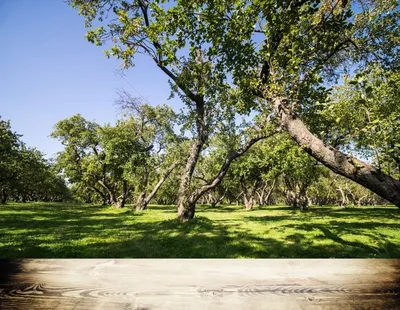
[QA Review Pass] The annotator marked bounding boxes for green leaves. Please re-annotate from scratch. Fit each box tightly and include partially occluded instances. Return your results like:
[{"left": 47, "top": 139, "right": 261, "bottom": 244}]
[
  {"left": 0, "top": 118, "right": 71, "bottom": 202},
  {"left": 51, "top": 93, "right": 182, "bottom": 204},
  {"left": 66, "top": 0, "right": 400, "bottom": 207},
  {"left": 321, "top": 67, "right": 400, "bottom": 178}
]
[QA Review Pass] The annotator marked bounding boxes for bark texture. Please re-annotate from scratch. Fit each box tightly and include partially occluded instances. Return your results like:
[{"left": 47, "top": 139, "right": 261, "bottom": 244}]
[
  {"left": 273, "top": 97, "right": 400, "bottom": 207},
  {"left": 177, "top": 138, "right": 205, "bottom": 221},
  {"left": 116, "top": 181, "right": 129, "bottom": 209}
]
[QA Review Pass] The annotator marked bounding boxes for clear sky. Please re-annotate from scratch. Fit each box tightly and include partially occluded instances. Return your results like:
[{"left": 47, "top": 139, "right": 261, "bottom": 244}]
[{"left": 0, "top": 0, "right": 182, "bottom": 159}]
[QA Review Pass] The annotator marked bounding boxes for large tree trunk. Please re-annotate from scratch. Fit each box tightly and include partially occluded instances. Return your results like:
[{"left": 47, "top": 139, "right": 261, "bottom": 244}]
[
  {"left": 285, "top": 189, "right": 309, "bottom": 210},
  {"left": 116, "top": 181, "right": 129, "bottom": 209},
  {"left": 116, "top": 199, "right": 125, "bottom": 208},
  {"left": 177, "top": 138, "right": 204, "bottom": 221},
  {"left": 243, "top": 195, "right": 254, "bottom": 210},
  {"left": 273, "top": 97, "right": 400, "bottom": 207},
  {"left": 135, "top": 192, "right": 147, "bottom": 211},
  {"left": 178, "top": 198, "right": 196, "bottom": 221}
]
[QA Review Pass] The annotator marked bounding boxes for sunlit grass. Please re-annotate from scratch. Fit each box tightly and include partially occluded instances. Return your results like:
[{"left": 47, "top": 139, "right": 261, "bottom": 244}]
[{"left": 0, "top": 202, "right": 399, "bottom": 258}]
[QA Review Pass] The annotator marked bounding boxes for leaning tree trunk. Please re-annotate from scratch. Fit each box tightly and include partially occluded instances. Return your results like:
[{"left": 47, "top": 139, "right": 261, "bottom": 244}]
[
  {"left": 135, "top": 192, "right": 147, "bottom": 211},
  {"left": 181, "top": 132, "right": 274, "bottom": 218},
  {"left": 98, "top": 180, "right": 117, "bottom": 205},
  {"left": 136, "top": 162, "right": 179, "bottom": 211},
  {"left": 210, "top": 188, "right": 227, "bottom": 208},
  {"left": 357, "top": 195, "right": 368, "bottom": 207},
  {"left": 236, "top": 191, "right": 244, "bottom": 205},
  {"left": 177, "top": 138, "right": 204, "bottom": 221},
  {"left": 91, "top": 186, "right": 108, "bottom": 205},
  {"left": 257, "top": 179, "right": 276, "bottom": 206},
  {"left": 109, "top": 192, "right": 117, "bottom": 205},
  {"left": 264, "top": 179, "right": 277, "bottom": 205},
  {"left": 273, "top": 97, "right": 400, "bottom": 208}
]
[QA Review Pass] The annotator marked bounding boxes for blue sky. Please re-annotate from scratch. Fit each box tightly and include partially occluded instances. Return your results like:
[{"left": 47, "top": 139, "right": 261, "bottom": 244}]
[{"left": 0, "top": 0, "right": 182, "bottom": 159}]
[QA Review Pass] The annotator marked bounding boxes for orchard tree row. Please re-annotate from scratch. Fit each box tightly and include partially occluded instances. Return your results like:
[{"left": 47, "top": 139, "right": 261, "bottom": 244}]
[
  {"left": 2, "top": 0, "right": 398, "bottom": 222},
  {"left": 50, "top": 89, "right": 388, "bottom": 212},
  {"left": 65, "top": 0, "right": 399, "bottom": 220}
]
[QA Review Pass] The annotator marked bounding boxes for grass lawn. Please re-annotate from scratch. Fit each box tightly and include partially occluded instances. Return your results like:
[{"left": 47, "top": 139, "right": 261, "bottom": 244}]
[{"left": 0, "top": 203, "right": 399, "bottom": 258}]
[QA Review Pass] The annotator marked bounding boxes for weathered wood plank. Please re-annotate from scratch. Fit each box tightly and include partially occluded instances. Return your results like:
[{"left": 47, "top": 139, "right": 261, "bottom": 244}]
[{"left": 1, "top": 259, "right": 399, "bottom": 309}]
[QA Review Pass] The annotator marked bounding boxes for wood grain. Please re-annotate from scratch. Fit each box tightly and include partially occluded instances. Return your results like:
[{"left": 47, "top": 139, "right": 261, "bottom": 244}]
[{"left": 0, "top": 259, "right": 399, "bottom": 309}]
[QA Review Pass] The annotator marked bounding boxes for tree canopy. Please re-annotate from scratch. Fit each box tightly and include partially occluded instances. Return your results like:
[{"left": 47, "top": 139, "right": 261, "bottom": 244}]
[
  {"left": 0, "top": 118, "right": 71, "bottom": 203},
  {"left": 67, "top": 0, "right": 400, "bottom": 219},
  {"left": 3, "top": 0, "right": 398, "bottom": 224}
]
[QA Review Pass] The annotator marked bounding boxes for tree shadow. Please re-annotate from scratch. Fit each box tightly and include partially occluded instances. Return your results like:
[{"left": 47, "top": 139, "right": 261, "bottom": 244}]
[{"left": 0, "top": 203, "right": 399, "bottom": 258}]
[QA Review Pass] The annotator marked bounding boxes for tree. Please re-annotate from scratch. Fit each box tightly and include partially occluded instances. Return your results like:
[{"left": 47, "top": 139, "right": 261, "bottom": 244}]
[
  {"left": 68, "top": 0, "right": 276, "bottom": 220},
  {"left": 52, "top": 114, "right": 151, "bottom": 208},
  {"left": 0, "top": 118, "right": 21, "bottom": 203},
  {"left": 171, "top": 0, "right": 399, "bottom": 207},
  {"left": 51, "top": 114, "right": 112, "bottom": 204},
  {"left": 68, "top": 0, "right": 400, "bottom": 211},
  {"left": 0, "top": 118, "right": 71, "bottom": 203},
  {"left": 227, "top": 133, "right": 323, "bottom": 210},
  {"left": 52, "top": 101, "right": 180, "bottom": 209},
  {"left": 229, "top": 138, "right": 277, "bottom": 210},
  {"left": 115, "top": 92, "right": 183, "bottom": 210},
  {"left": 320, "top": 67, "right": 400, "bottom": 180}
]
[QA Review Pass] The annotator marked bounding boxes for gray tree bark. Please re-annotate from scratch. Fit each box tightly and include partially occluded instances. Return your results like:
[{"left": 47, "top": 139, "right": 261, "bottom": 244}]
[{"left": 273, "top": 97, "right": 400, "bottom": 208}]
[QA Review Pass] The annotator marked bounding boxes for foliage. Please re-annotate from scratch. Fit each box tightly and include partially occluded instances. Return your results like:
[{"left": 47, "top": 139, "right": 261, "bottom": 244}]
[
  {"left": 67, "top": 0, "right": 400, "bottom": 211},
  {"left": 51, "top": 100, "right": 181, "bottom": 207},
  {"left": 0, "top": 118, "right": 71, "bottom": 203},
  {"left": 320, "top": 67, "right": 400, "bottom": 178}
]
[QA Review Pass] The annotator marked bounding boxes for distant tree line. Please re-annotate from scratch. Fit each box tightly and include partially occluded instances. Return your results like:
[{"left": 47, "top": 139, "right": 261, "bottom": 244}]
[
  {"left": 0, "top": 118, "right": 71, "bottom": 204},
  {"left": 0, "top": 103, "right": 389, "bottom": 212},
  {"left": 48, "top": 93, "right": 388, "bottom": 211}
]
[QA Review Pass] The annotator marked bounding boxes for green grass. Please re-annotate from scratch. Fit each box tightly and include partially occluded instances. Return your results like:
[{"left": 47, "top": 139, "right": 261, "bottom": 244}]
[{"left": 0, "top": 202, "right": 399, "bottom": 258}]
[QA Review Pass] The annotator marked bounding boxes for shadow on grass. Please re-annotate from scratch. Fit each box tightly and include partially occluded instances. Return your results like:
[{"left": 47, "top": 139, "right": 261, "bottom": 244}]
[
  {"left": 195, "top": 204, "right": 296, "bottom": 213},
  {"left": 0, "top": 203, "right": 399, "bottom": 258},
  {"left": 246, "top": 206, "right": 400, "bottom": 258}
]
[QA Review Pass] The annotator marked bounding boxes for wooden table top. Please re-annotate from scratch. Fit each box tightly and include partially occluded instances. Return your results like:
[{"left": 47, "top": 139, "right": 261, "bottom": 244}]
[{"left": 1, "top": 259, "right": 399, "bottom": 309}]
